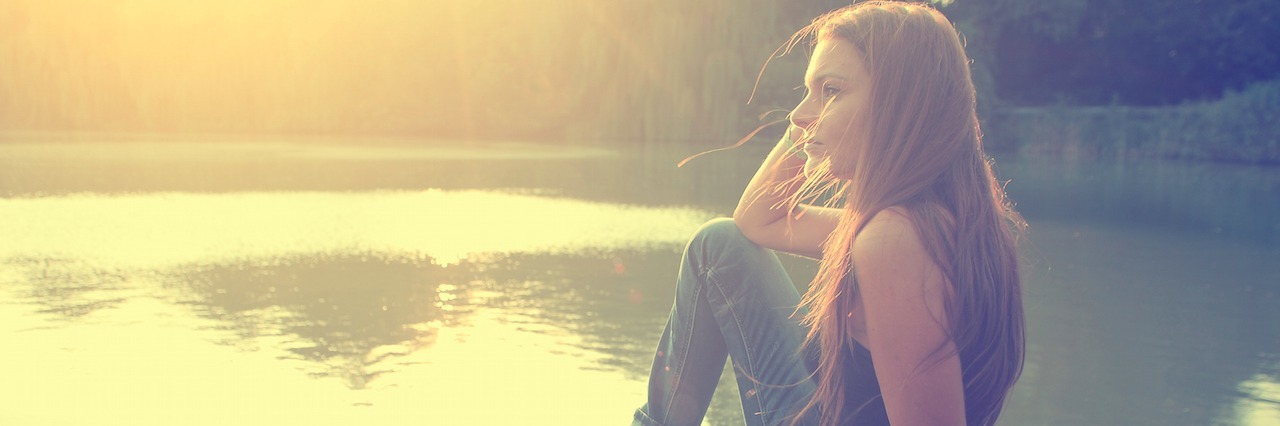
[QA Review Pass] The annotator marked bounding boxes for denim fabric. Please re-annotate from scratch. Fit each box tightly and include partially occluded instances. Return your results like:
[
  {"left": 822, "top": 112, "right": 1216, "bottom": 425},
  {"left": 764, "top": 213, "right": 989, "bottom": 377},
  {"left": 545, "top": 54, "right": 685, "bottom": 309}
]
[{"left": 633, "top": 218, "right": 819, "bottom": 426}]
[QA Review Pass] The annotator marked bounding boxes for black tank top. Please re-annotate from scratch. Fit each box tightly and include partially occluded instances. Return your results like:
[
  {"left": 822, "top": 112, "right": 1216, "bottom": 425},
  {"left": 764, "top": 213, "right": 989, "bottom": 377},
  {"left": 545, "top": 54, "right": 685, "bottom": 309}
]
[
  {"left": 842, "top": 340, "right": 890, "bottom": 424},
  {"left": 837, "top": 271, "right": 889, "bottom": 424}
]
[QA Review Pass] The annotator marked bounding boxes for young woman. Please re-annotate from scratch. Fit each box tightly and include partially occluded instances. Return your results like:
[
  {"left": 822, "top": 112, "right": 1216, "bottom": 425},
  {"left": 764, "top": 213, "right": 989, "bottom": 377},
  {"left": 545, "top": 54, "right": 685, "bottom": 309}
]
[{"left": 632, "top": 2, "right": 1026, "bottom": 425}]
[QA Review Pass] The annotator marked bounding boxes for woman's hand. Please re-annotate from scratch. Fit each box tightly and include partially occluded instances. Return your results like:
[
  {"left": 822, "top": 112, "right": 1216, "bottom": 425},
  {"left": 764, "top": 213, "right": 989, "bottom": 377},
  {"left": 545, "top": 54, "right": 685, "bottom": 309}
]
[{"left": 732, "top": 127, "right": 840, "bottom": 259}]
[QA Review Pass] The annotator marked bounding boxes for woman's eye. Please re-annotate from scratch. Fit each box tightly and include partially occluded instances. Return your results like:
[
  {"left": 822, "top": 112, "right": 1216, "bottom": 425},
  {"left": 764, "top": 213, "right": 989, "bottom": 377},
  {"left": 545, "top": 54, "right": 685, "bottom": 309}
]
[{"left": 822, "top": 85, "right": 841, "bottom": 98}]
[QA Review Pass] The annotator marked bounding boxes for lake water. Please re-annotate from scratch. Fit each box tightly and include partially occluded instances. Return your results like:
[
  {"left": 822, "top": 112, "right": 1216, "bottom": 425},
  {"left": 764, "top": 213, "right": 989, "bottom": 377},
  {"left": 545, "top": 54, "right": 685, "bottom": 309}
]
[{"left": 1, "top": 134, "right": 1278, "bottom": 425}]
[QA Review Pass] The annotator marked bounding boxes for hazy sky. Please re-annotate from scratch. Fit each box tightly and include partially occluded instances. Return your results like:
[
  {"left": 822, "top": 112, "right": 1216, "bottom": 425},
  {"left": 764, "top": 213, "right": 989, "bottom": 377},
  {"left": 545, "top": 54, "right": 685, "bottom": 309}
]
[{"left": 0, "top": 0, "right": 594, "bottom": 137}]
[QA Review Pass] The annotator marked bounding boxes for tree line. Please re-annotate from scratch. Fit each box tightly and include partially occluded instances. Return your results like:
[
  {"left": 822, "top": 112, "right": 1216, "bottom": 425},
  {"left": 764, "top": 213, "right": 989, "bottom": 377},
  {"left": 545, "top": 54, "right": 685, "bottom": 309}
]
[{"left": 1, "top": 0, "right": 1275, "bottom": 146}]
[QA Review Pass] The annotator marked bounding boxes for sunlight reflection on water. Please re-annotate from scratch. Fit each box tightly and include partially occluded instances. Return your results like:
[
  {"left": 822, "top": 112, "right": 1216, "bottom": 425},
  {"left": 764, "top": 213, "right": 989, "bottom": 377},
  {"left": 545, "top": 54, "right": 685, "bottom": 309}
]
[
  {"left": 1233, "top": 368, "right": 1280, "bottom": 425},
  {"left": 0, "top": 189, "right": 716, "bottom": 425},
  {"left": 0, "top": 190, "right": 710, "bottom": 266},
  {"left": 3, "top": 137, "right": 1279, "bottom": 425}
]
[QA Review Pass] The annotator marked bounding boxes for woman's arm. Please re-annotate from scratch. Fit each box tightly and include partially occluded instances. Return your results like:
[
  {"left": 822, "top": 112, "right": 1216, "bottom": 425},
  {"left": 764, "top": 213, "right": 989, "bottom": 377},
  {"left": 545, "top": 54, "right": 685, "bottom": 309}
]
[
  {"left": 732, "top": 127, "right": 840, "bottom": 259},
  {"left": 854, "top": 208, "right": 966, "bottom": 425}
]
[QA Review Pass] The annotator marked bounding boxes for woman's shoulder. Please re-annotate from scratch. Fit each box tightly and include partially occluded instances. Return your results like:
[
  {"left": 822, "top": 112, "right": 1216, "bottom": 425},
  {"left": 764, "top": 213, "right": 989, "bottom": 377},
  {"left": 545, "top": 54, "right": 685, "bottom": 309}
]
[
  {"left": 855, "top": 206, "right": 921, "bottom": 250},
  {"left": 854, "top": 203, "right": 954, "bottom": 259},
  {"left": 851, "top": 206, "right": 943, "bottom": 291}
]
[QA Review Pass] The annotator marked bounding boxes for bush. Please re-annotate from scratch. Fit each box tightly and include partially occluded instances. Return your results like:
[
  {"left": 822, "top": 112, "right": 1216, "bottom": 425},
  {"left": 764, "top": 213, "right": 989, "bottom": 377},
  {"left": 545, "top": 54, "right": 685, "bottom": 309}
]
[
  {"left": 985, "top": 79, "right": 1280, "bottom": 164},
  {"left": 1195, "top": 80, "right": 1280, "bottom": 164}
]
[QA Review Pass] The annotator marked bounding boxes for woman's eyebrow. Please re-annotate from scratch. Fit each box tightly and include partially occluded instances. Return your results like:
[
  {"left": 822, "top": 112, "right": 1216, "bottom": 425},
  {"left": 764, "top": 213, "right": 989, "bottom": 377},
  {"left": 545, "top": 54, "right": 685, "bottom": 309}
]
[{"left": 806, "top": 72, "right": 849, "bottom": 86}]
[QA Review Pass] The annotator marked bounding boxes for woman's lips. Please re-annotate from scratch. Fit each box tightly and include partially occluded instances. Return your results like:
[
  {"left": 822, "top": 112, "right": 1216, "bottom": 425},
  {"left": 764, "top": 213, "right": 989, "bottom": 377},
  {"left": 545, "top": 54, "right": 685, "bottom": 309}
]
[{"left": 802, "top": 141, "right": 824, "bottom": 155}]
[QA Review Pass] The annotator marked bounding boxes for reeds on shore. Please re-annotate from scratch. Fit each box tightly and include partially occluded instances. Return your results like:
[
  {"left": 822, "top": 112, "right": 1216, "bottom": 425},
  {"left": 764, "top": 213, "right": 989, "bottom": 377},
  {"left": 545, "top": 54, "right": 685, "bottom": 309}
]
[{"left": 985, "top": 80, "right": 1280, "bottom": 165}]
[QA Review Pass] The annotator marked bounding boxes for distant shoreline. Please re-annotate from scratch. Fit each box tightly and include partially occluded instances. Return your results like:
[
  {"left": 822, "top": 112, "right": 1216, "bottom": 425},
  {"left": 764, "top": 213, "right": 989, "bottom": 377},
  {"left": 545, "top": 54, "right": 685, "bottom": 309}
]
[
  {"left": 6, "top": 77, "right": 1278, "bottom": 168},
  {"left": 982, "top": 80, "right": 1280, "bottom": 166}
]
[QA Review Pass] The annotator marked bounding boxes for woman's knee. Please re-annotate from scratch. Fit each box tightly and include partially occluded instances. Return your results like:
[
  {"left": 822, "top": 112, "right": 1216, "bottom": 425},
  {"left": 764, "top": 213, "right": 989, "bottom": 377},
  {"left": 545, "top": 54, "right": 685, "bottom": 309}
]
[
  {"left": 687, "top": 218, "right": 760, "bottom": 261},
  {"left": 692, "top": 217, "right": 748, "bottom": 243}
]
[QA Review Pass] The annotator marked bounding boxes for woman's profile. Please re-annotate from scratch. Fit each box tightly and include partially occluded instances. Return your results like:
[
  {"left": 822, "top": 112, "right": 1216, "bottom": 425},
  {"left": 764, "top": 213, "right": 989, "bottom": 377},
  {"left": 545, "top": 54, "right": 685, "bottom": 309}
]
[{"left": 632, "top": 2, "right": 1026, "bottom": 425}]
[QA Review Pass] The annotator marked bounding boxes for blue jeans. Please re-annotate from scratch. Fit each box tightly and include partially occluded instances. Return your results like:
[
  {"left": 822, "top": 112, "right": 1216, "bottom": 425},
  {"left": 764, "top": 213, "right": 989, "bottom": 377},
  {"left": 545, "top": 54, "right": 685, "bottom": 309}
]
[{"left": 633, "top": 218, "right": 819, "bottom": 426}]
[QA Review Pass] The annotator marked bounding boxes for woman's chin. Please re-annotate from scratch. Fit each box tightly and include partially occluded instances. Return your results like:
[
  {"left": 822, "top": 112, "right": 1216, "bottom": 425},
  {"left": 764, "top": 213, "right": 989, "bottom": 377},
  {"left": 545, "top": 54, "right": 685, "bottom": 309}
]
[
  {"left": 803, "top": 156, "right": 852, "bottom": 181},
  {"left": 802, "top": 157, "right": 833, "bottom": 180}
]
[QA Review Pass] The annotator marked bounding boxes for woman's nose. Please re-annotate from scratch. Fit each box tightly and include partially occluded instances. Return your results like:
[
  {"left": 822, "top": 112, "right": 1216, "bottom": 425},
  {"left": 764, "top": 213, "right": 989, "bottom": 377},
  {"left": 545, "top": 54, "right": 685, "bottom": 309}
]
[{"left": 789, "top": 102, "right": 817, "bottom": 134}]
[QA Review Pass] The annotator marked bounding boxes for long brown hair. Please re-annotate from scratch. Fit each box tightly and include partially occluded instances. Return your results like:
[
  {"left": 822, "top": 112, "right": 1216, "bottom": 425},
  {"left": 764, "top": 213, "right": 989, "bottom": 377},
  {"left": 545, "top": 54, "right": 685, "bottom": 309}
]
[{"left": 787, "top": 2, "right": 1027, "bottom": 424}]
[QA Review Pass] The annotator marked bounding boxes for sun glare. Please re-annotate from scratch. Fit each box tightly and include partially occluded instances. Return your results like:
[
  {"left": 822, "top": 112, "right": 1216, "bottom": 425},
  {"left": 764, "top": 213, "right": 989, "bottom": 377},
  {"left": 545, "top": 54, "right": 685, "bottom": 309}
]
[
  {"left": 0, "top": 187, "right": 713, "bottom": 424},
  {"left": 0, "top": 0, "right": 586, "bottom": 137},
  {"left": 0, "top": 189, "right": 711, "bottom": 267}
]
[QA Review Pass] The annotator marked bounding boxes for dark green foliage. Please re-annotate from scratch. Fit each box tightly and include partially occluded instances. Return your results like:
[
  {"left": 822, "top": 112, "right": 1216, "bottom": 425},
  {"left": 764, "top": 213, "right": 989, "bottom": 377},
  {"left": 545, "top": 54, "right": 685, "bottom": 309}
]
[
  {"left": 946, "top": 0, "right": 1280, "bottom": 106},
  {"left": 1192, "top": 80, "right": 1280, "bottom": 163},
  {"left": 986, "top": 80, "right": 1280, "bottom": 164}
]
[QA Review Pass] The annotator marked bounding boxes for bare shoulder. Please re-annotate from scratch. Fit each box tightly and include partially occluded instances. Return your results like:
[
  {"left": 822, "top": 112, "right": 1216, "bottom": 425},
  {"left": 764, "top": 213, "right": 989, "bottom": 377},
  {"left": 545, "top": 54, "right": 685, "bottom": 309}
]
[
  {"left": 852, "top": 206, "right": 945, "bottom": 299},
  {"left": 854, "top": 213, "right": 964, "bottom": 426},
  {"left": 853, "top": 207, "right": 929, "bottom": 267}
]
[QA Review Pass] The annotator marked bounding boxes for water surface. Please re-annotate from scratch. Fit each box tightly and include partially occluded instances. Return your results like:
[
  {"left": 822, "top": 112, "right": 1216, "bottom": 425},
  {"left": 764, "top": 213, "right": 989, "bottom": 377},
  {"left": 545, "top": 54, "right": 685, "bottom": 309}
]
[{"left": 1, "top": 135, "right": 1277, "bottom": 425}]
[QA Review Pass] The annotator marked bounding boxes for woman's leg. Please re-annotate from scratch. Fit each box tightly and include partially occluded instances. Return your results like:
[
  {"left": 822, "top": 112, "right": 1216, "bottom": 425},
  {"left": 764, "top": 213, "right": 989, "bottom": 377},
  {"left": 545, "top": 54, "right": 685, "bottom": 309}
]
[{"left": 633, "top": 218, "right": 818, "bottom": 426}]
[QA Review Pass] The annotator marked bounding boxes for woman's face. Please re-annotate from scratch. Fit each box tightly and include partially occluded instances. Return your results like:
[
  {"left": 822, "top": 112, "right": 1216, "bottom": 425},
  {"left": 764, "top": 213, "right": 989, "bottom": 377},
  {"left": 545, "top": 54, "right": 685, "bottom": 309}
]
[{"left": 789, "top": 37, "right": 873, "bottom": 179}]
